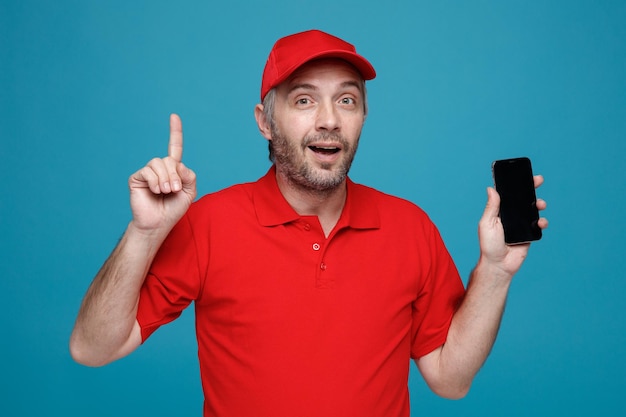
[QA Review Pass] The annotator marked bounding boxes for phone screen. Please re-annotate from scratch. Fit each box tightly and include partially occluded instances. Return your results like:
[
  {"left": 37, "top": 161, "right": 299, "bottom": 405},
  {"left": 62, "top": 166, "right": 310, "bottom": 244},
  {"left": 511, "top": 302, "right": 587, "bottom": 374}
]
[{"left": 492, "top": 157, "right": 542, "bottom": 245}]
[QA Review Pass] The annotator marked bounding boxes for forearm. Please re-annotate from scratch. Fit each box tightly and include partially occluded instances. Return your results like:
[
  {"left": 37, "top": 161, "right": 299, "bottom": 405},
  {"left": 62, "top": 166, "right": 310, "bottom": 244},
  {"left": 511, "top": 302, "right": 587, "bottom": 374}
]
[
  {"left": 70, "top": 223, "right": 166, "bottom": 366},
  {"left": 420, "top": 258, "right": 513, "bottom": 398}
]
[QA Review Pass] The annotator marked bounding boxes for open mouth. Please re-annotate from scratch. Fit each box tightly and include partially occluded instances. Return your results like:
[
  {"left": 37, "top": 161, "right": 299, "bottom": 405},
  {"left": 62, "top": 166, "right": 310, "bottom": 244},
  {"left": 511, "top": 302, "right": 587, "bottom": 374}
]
[{"left": 308, "top": 146, "right": 340, "bottom": 155}]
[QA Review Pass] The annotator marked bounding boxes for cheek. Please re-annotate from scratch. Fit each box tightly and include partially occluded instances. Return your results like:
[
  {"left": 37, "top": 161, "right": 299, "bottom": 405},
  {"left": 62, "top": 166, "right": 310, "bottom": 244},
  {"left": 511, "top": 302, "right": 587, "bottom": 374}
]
[
  {"left": 346, "top": 117, "right": 365, "bottom": 138},
  {"left": 276, "top": 115, "right": 312, "bottom": 139}
]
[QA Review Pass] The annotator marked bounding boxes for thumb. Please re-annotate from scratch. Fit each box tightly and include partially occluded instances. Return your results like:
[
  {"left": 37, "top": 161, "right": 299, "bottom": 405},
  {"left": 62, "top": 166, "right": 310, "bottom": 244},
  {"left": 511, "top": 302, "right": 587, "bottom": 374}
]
[
  {"left": 482, "top": 187, "right": 501, "bottom": 220},
  {"left": 177, "top": 162, "right": 197, "bottom": 193}
]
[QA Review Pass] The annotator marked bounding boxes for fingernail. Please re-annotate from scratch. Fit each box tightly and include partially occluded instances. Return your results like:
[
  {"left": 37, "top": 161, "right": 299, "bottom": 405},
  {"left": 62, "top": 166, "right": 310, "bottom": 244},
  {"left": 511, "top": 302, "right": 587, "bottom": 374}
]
[{"left": 172, "top": 180, "right": 181, "bottom": 192}]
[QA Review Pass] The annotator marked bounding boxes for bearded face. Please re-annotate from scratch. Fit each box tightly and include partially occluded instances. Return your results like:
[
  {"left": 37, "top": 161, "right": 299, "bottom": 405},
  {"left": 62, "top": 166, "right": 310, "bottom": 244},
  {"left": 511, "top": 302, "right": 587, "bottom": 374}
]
[{"left": 270, "top": 123, "right": 359, "bottom": 192}]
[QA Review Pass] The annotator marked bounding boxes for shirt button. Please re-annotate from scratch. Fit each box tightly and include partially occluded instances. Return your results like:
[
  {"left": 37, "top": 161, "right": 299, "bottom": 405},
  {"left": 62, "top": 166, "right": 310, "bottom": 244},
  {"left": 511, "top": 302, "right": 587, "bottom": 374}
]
[
  {"left": 320, "top": 262, "right": 327, "bottom": 270},
  {"left": 312, "top": 243, "right": 321, "bottom": 251},
  {"left": 304, "top": 223, "right": 311, "bottom": 231}
]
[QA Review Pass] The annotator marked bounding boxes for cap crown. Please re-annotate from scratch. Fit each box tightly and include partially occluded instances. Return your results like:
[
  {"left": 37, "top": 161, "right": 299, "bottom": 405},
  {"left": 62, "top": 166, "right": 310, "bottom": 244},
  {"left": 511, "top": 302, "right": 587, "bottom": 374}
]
[{"left": 260, "top": 30, "right": 376, "bottom": 101}]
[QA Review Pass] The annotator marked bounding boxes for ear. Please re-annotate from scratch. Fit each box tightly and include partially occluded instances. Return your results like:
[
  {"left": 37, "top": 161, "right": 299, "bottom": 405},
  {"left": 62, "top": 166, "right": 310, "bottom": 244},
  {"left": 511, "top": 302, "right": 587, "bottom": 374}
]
[{"left": 254, "top": 104, "right": 272, "bottom": 141}]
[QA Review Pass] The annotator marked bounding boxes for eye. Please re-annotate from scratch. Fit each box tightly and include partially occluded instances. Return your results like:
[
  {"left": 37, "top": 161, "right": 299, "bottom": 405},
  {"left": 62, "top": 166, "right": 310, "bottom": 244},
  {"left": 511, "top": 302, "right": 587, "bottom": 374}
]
[
  {"left": 339, "top": 96, "right": 358, "bottom": 107},
  {"left": 296, "top": 97, "right": 311, "bottom": 105}
]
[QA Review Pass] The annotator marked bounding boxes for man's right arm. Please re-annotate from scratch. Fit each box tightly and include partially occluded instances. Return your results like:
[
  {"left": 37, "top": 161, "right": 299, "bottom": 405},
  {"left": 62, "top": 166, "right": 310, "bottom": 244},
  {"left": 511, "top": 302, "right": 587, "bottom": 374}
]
[{"left": 69, "top": 114, "right": 197, "bottom": 366}]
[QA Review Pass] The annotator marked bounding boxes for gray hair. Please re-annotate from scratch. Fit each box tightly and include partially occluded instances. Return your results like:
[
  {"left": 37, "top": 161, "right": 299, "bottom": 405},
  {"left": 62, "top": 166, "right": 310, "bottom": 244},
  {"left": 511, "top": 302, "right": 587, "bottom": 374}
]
[{"left": 262, "top": 89, "right": 278, "bottom": 162}]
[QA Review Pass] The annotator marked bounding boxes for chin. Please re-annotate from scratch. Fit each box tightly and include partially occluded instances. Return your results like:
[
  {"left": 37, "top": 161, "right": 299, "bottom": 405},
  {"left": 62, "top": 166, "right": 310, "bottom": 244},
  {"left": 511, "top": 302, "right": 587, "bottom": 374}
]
[{"left": 305, "top": 169, "right": 348, "bottom": 190}]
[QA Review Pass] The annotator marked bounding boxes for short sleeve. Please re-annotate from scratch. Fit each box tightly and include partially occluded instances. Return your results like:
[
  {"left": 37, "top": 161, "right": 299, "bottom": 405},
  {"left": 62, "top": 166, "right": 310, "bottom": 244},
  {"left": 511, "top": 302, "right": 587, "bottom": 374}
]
[
  {"left": 410, "top": 224, "right": 465, "bottom": 358},
  {"left": 136, "top": 214, "right": 202, "bottom": 342}
]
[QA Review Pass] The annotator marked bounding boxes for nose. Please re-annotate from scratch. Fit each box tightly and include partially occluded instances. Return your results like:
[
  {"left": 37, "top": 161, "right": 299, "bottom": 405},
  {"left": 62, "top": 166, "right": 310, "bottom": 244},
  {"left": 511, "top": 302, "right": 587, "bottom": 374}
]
[{"left": 315, "top": 100, "right": 340, "bottom": 132}]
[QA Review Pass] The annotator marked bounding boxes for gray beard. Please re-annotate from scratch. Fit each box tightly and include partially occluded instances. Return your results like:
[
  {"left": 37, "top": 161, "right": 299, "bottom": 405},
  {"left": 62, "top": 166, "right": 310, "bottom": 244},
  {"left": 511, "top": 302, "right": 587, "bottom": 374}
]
[{"left": 271, "top": 128, "right": 358, "bottom": 192}]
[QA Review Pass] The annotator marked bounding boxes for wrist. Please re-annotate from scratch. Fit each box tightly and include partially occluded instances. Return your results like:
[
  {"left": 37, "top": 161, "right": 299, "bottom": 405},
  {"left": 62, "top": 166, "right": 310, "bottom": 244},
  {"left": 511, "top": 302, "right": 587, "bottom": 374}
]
[
  {"left": 124, "top": 221, "right": 170, "bottom": 257},
  {"left": 473, "top": 257, "right": 514, "bottom": 285}
]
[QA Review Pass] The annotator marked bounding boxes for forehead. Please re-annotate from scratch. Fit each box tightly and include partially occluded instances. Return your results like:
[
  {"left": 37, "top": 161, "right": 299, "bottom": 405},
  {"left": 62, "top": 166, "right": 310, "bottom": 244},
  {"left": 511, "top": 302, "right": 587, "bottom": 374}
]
[{"left": 281, "top": 58, "right": 364, "bottom": 92}]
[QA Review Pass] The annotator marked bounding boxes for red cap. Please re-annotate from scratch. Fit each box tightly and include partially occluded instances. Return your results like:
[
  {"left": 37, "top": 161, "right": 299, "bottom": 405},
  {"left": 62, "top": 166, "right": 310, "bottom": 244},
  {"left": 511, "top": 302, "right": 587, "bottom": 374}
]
[{"left": 260, "top": 29, "right": 376, "bottom": 101}]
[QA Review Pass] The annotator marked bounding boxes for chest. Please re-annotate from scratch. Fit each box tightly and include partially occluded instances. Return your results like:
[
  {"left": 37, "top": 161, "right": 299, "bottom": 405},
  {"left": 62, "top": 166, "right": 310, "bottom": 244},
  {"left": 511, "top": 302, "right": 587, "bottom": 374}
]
[{"left": 195, "top": 216, "right": 430, "bottom": 341}]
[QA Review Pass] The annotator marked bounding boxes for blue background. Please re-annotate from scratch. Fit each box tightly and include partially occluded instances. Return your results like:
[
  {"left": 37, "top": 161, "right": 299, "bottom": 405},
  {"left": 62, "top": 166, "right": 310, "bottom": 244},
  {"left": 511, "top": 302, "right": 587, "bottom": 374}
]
[{"left": 2, "top": 0, "right": 625, "bottom": 415}]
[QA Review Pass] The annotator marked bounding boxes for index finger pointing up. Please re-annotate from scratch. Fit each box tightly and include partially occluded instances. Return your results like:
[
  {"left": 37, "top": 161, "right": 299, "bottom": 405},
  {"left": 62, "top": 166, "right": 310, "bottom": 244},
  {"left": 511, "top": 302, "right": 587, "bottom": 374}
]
[{"left": 168, "top": 113, "right": 184, "bottom": 162}]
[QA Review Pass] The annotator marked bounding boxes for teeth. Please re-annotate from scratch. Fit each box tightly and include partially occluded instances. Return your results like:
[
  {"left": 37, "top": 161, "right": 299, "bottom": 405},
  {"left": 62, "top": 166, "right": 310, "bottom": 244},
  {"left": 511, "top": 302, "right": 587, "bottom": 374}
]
[{"left": 309, "top": 145, "right": 340, "bottom": 154}]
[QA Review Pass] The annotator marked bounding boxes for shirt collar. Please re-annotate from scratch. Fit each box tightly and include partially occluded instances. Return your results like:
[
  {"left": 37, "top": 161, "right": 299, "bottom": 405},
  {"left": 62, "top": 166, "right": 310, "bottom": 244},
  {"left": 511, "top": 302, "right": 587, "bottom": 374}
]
[{"left": 253, "top": 166, "right": 380, "bottom": 230}]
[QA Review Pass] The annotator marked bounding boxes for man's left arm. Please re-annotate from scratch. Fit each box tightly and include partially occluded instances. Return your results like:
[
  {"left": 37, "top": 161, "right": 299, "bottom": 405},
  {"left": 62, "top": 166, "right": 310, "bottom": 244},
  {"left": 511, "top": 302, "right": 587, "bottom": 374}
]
[{"left": 417, "top": 176, "right": 548, "bottom": 399}]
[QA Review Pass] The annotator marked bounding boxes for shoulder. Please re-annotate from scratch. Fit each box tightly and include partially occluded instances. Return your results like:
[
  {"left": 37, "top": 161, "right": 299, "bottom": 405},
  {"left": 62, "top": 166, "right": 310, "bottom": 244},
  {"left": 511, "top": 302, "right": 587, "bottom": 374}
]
[
  {"left": 345, "top": 180, "right": 443, "bottom": 246},
  {"left": 350, "top": 181, "right": 432, "bottom": 221},
  {"left": 185, "top": 181, "right": 256, "bottom": 221}
]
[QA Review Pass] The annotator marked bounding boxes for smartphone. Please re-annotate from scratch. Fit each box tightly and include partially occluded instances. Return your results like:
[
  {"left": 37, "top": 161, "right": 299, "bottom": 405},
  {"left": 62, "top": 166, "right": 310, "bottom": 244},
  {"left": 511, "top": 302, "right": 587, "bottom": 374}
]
[{"left": 492, "top": 157, "right": 542, "bottom": 245}]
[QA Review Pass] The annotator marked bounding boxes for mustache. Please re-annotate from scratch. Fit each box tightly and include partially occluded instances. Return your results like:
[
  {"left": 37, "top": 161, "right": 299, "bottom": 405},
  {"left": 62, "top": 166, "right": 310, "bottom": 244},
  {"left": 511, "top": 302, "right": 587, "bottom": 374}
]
[{"left": 302, "top": 132, "right": 350, "bottom": 148}]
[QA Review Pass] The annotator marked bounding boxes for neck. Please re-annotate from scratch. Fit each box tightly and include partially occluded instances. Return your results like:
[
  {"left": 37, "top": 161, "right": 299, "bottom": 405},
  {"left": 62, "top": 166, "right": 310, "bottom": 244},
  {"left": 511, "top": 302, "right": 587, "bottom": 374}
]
[{"left": 275, "top": 170, "right": 347, "bottom": 238}]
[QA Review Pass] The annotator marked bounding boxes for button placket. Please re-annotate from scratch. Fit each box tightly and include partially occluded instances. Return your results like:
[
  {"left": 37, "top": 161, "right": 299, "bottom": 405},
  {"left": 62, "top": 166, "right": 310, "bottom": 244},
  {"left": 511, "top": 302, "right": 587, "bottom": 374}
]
[
  {"left": 299, "top": 218, "right": 333, "bottom": 289},
  {"left": 314, "top": 243, "right": 333, "bottom": 289}
]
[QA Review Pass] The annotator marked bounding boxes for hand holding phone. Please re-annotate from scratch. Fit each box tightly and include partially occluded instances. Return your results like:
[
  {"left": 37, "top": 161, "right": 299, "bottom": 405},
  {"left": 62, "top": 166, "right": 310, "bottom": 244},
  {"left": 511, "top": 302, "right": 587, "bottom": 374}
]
[{"left": 492, "top": 157, "right": 542, "bottom": 245}]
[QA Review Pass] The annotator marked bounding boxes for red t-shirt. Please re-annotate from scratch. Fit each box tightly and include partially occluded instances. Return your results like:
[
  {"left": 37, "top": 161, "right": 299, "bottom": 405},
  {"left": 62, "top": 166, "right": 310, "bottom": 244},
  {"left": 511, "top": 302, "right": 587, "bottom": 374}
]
[{"left": 137, "top": 167, "right": 465, "bottom": 417}]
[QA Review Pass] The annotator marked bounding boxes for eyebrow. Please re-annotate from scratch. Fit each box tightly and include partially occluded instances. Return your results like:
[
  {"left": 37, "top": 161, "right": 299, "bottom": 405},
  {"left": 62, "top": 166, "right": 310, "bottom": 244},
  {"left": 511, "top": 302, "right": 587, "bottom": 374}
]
[
  {"left": 287, "top": 83, "right": 318, "bottom": 95},
  {"left": 287, "top": 81, "right": 363, "bottom": 95},
  {"left": 340, "top": 80, "right": 364, "bottom": 94}
]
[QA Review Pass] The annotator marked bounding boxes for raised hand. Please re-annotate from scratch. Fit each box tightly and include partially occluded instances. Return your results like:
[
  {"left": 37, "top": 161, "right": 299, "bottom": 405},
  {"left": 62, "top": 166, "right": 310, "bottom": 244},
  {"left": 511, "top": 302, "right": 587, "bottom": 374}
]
[
  {"left": 477, "top": 175, "right": 548, "bottom": 277},
  {"left": 128, "top": 114, "right": 197, "bottom": 234},
  {"left": 418, "top": 180, "right": 549, "bottom": 395}
]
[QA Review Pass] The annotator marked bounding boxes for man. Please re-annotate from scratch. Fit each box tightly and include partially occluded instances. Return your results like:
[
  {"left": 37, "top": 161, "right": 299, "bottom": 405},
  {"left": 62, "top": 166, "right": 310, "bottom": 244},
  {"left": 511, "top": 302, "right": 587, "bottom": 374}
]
[{"left": 70, "top": 30, "right": 548, "bottom": 416}]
